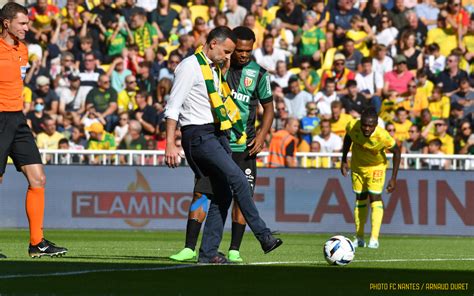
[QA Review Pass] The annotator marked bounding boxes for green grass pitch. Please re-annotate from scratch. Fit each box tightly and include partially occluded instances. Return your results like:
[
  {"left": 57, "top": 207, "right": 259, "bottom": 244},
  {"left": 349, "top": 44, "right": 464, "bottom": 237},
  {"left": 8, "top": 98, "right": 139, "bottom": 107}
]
[{"left": 0, "top": 229, "right": 472, "bottom": 295}]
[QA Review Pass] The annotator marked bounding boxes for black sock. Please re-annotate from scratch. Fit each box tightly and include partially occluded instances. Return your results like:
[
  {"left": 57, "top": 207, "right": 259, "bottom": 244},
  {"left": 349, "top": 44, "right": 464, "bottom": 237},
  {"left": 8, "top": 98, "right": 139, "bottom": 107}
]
[
  {"left": 184, "top": 219, "right": 202, "bottom": 250},
  {"left": 229, "top": 222, "right": 246, "bottom": 251}
]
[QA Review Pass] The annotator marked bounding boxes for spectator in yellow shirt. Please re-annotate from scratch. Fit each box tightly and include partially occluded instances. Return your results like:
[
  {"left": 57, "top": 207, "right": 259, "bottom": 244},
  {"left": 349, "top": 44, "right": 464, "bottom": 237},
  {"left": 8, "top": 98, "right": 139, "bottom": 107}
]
[
  {"left": 426, "top": 119, "right": 454, "bottom": 154},
  {"left": 36, "top": 117, "right": 65, "bottom": 150},
  {"left": 392, "top": 107, "right": 413, "bottom": 143},
  {"left": 398, "top": 79, "right": 428, "bottom": 120},
  {"left": 428, "top": 87, "right": 450, "bottom": 119},
  {"left": 346, "top": 15, "right": 373, "bottom": 57},
  {"left": 330, "top": 101, "right": 353, "bottom": 138},
  {"left": 117, "top": 75, "right": 138, "bottom": 112}
]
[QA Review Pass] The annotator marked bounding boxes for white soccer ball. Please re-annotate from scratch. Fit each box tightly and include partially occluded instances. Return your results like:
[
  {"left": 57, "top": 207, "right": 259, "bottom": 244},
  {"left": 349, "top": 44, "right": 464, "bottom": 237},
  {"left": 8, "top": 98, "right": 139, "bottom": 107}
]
[{"left": 323, "top": 235, "right": 355, "bottom": 266}]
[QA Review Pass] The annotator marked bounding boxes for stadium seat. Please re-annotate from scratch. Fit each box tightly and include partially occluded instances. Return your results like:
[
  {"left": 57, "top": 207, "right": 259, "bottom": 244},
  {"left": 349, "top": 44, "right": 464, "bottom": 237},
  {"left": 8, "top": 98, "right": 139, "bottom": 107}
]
[
  {"left": 189, "top": 5, "right": 209, "bottom": 23},
  {"left": 100, "top": 64, "right": 111, "bottom": 72},
  {"left": 266, "top": 5, "right": 280, "bottom": 24},
  {"left": 321, "top": 47, "right": 337, "bottom": 70},
  {"left": 170, "top": 3, "right": 183, "bottom": 13},
  {"left": 289, "top": 67, "right": 301, "bottom": 75}
]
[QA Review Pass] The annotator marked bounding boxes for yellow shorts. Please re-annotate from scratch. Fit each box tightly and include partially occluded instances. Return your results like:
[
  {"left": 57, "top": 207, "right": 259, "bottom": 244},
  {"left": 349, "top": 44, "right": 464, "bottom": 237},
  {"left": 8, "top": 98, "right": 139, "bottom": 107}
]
[{"left": 351, "top": 164, "right": 386, "bottom": 195}]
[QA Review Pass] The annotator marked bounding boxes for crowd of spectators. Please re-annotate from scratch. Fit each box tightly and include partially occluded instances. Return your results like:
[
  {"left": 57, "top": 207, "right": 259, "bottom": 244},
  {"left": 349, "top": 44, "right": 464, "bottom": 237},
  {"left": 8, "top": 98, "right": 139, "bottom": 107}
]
[{"left": 15, "top": 0, "right": 474, "bottom": 168}]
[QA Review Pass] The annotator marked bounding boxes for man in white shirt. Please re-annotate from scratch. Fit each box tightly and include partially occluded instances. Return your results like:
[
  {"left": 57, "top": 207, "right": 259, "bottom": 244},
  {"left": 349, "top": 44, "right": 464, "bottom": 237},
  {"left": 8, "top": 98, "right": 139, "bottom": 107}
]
[
  {"left": 270, "top": 60, "right": 293, "bottom": 89},
  {"left": 355, "top": 57, "right": 383, "bottom": 112},
  {"left": 314, "top": 77, "right": 339, "bottom": 118},
  {"left": 313, "top": 119, "right": 343, "bottom": 153},
  {"left": 253, "top": 35, "right": 287, "bottom": 74},
  {"left": 164, "top": 26, "right": 282, "bottom": 264},
  {"left": 284, "top": 76, "right": 314, "bottom": 119}
]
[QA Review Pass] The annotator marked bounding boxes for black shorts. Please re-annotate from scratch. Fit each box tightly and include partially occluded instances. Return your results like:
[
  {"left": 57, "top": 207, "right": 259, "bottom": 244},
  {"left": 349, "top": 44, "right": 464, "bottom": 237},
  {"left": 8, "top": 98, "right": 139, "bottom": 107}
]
[
  {"left": 194, "top": 151, "right": 257, "bottom": 196},
  {"left": 0, "top": 111, "right": 42, "bottom": 175}
]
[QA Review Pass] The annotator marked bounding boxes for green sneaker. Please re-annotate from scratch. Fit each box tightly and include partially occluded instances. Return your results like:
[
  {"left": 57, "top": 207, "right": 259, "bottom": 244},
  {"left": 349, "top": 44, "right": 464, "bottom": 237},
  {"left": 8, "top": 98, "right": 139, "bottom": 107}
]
[
  {"left": 169, "top": 248, "right": 197, "bottom": 261},
  {"left": 228, "top": 250, "right": 243, "bottom": 263}
]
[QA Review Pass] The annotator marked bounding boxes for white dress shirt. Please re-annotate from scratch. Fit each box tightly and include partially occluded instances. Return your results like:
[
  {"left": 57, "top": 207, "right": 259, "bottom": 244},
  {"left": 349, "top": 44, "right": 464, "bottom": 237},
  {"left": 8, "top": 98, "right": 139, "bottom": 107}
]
[{"left": 164, "top": 54, "right": 219, "bottom": 127}]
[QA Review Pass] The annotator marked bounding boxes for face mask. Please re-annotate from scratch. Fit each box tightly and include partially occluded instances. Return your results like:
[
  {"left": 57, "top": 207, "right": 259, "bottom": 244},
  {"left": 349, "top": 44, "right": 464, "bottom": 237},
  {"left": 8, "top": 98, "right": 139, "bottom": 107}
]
[{"left": 35, "top": 104, "right": 44, "bottom": 112}]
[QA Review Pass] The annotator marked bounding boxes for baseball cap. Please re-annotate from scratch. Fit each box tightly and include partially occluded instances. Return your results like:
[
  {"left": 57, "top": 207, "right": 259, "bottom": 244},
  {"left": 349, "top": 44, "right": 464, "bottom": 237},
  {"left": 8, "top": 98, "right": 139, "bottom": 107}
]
[
  {"left": 394, "top": 55, "right": 407, "bottom": 64},
  {"left": 85, "top": 122, "right": 104, "bottom": 133},
  {"left": 36, "top": 76, "right": 50, "bottom": 86},
  {"left": 333, "top": 53, "right": 346, "bottom": 62}
]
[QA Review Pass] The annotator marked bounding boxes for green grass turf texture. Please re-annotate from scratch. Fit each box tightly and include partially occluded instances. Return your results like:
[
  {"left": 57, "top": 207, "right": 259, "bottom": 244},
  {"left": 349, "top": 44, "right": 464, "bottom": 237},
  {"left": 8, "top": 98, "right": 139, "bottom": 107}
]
[{"left": 0, "top": 229, "right": 472, "bottom": 296}]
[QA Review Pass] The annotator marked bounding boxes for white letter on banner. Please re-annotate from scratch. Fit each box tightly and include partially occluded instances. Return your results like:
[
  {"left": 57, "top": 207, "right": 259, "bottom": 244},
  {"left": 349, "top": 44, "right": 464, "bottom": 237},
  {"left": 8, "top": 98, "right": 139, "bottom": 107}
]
[
  {"left": 76, "top": 194, "right": 92, "bottom": 215},
  {"left": 109, "top": 196, "right": 126, "bottom": 215},
  {"left": 159, "top": 196, "right": 174, "bottom": 216},
  {"left": 94, "top": 195, "right": 108, "bottom": 215},
  {"left": 129, "top": 196, "right": 150, "bottom": 216}
]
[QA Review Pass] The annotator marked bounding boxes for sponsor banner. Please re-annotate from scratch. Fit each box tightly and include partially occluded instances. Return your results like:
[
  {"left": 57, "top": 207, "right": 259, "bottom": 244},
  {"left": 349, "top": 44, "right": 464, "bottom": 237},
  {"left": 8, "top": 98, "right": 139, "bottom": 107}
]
[{"left": 0, "top": 166, "right": 472, "bottom": 235}]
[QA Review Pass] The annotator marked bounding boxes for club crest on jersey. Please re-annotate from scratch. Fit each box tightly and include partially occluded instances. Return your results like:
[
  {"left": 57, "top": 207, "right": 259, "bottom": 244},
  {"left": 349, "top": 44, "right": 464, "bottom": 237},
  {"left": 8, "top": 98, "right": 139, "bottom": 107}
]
[{"left": 244, "top": 77, "right": 253, "bottom": 88}]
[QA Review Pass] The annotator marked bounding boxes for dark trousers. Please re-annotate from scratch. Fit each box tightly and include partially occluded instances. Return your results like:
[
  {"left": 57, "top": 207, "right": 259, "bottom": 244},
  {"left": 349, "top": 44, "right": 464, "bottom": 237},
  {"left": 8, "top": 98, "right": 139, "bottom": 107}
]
[{"left": 181, "top": 124, "right": 270, "bottom": 260}]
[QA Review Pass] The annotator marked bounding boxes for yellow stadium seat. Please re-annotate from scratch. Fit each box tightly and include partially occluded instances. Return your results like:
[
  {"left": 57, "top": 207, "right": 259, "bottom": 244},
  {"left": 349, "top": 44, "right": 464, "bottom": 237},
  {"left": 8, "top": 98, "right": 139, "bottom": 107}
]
[
  {"left": 170, "top": 3, "right": 183, "bottom": 13},
  {"left": 321, "top": 47, "right": 337, "bottom": 70},
  {"left": 100, "top": 64, "right": 110, "bottom": 72},
  {"left": 266, "top": 5, "right": 280, "bottom": 24},
  {"left": 289, "top": 67, "right": 301, "bottom": 75},
  {"left": 189, "top": 5, "right": 209, "bottom": 23}
]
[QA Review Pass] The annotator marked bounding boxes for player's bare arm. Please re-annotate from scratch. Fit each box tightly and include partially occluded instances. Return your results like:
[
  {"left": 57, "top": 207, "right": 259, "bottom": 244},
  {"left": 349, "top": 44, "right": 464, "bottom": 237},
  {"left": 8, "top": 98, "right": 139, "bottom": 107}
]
[
  {"left": 341, "top": 134, "right": 352, "bottom": 177},
  {"left": 386, "top": 143, "right": 401, "bottom": 193},
  {"left": 249, "top": 101, "right": 274, "bottom": 156}
]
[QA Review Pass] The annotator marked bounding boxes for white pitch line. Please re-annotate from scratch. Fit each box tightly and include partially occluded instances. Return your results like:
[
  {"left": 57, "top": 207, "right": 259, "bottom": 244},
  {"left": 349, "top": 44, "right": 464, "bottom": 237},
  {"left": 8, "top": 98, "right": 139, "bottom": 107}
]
[
  {"left": 0, "top": 264, "right": 201, "bottom": 280},
  {"left": 0, "top": 258, "right": 473, "bottom": 279}
]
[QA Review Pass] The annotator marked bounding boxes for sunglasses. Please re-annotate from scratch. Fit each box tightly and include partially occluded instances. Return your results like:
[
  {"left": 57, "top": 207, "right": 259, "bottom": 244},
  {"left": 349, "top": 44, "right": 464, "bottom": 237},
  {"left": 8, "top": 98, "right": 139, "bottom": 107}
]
[
  {"left": 462, "top": 126, "right": 471, "bottom": 131},
  {"left": 334, "top": 62, "right": 345, "bottom": 66},
  {"left": 408, "top": 130, "right": 417, "bottom": 133},
  {"left": 396, "top": 61, "right": 407, "bottom": 65},
  {"left": 101, "top": 80, "right": 110, "bottom": 84},
  {"left": 387, "top": 129, "right": 395, "bottom": 132},
  {"left": 301, "top": 66, "right": 310, "bottom": 70},
  {"left": 408, "top": 85, "right": 417, "bottom": 88}
]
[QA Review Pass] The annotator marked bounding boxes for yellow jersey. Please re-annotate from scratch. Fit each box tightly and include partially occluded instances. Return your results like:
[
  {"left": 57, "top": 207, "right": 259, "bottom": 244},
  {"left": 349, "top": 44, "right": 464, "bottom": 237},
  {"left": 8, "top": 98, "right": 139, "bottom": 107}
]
[
  {"left": 393, "top": 120, "right": 413, "bottom": 142},
  {"left": 346, "top": 119, "right": 396, "bottom": 167},
  {"left": 331, "top": 113, "right": 353, "bottom": 138},
  {"left": 426, "top": 133, "right": 454, "bottom": 154},
  {"left": 428, "top": 96, "right": 450, "bottom": 119}
]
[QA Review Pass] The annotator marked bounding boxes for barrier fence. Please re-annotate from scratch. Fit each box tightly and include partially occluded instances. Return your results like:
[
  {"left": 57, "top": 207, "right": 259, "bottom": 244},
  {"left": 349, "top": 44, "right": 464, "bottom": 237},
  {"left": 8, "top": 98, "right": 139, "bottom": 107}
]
[{"left": 38, "top": 149, "right": 474, "bottom": 170}]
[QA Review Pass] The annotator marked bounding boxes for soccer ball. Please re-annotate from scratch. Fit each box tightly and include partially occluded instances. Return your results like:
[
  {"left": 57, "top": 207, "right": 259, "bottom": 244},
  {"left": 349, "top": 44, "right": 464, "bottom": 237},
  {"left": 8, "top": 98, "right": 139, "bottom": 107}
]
[{"left": 323, "top": 235, "right": 355, "bottom": 266}]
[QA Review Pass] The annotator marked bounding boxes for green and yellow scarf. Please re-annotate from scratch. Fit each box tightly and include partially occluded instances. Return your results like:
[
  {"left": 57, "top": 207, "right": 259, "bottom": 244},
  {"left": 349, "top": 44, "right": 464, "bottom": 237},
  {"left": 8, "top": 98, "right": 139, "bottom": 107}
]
[
  {"left": 134, "top": 23, "right": 153, "bottom": 56},
  {"left": 194, "top": 51, "right": 247, "bottom": 145}
]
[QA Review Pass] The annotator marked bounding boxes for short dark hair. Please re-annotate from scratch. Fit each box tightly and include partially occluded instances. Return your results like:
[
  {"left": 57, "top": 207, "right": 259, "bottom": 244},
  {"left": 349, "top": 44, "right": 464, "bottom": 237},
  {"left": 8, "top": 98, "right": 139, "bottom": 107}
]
[
  {"left": 288, "top": 76, "right": 299, "bottom": 85},
  {"left": 233, "top": 26, "right": 256, "bottom": 42},
  {"left": 428, "top": 138, "right": 442, "bottom": 147},
  {"left": 361, "top": 107, "right": 378, "bottom": 121},
  {"left": 346, "top": 79, "right": 357, "bottom": 88},
  {"left": 325, "top": 77, "right": 336, "bottom": 85},
  {"left": 396, "top": 106, "right": 407, "bottom": 114},
  {"left": 206, "top": 26, "right": 237, "bottom": 44},
  {"left": 58, "top": 138, "right": 69, "bottom": 146},
  {"left": 361, "top": 57, "right": 372, "bottom": 64},
  {"left": 0, "top": 2, "right": 28, "bottom": 25}
]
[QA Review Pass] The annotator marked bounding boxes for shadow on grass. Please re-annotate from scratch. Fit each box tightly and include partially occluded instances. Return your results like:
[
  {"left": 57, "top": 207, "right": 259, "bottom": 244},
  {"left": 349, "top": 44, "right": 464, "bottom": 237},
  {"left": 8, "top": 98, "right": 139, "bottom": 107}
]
[{"left": 0, "top": 261, "right": 472, "bottom": 296}]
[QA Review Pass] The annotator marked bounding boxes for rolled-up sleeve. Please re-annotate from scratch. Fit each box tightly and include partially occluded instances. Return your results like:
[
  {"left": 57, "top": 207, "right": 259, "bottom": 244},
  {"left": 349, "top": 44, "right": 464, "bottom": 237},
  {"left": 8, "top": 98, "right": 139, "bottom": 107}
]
[{"left": 164, "top": 60, "right": 195, "bottom": 121}]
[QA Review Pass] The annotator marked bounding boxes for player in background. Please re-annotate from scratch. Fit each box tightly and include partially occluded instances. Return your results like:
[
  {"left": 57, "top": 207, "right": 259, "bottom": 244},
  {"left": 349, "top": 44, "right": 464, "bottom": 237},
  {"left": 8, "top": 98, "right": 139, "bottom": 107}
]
[
  {"left": 341, "top": 107, "right": 401, "bottom": 249},
  {"left": 170, "top": 26, "right": 274, "bottom": 262},
  {"left": 0, "top": 3, "right": 67, "bottom": 258}
]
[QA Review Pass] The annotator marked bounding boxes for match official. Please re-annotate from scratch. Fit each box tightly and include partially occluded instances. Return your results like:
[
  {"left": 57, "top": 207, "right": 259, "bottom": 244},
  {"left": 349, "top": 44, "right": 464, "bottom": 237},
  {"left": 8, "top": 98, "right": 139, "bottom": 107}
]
[{"left": 0, "top": 3, "right": 67, "bottom": 258}]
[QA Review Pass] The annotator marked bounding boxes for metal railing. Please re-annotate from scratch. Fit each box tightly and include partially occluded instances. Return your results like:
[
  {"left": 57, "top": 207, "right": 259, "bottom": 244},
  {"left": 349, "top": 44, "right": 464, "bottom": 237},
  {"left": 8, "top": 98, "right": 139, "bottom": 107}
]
[{"left": 38, "top": 149, "right": 474, "bottom": 170}]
